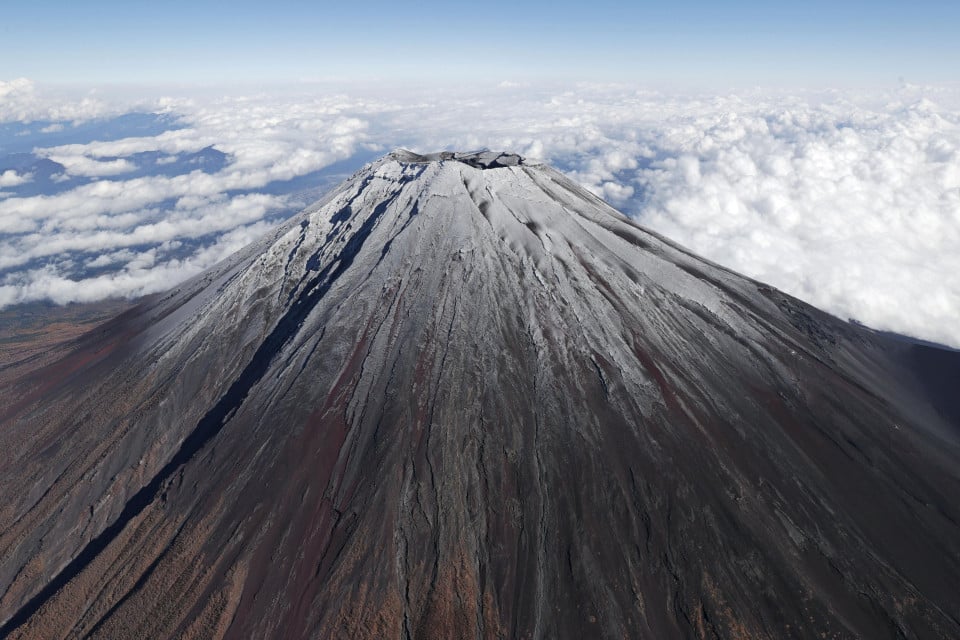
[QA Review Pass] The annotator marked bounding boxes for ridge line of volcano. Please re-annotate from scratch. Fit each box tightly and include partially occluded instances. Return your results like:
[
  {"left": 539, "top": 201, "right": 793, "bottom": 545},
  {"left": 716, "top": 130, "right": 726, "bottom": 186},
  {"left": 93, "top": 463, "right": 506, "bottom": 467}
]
[{"left": 0, "top": 190, "right": 396, "bottom": 636}]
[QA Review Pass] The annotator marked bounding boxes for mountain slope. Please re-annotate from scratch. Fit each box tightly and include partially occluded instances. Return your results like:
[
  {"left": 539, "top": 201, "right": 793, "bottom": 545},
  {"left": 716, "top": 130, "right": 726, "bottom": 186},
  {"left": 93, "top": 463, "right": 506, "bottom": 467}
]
[{"left": 1, "top": 150, "right": 959, "bottom": 639}]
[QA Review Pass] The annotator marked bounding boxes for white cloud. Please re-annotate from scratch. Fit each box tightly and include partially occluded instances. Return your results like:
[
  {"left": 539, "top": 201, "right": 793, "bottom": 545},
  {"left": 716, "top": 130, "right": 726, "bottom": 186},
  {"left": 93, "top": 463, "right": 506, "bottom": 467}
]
[
  {"left": 87, "top": 249, "right": 136, "bottom": 268},
  {"left": 0, "top": 170, "right": 31, "bottom": 187},
  {"left": 0, "top": 221, "right": 276, "bottom": 306},
  {"left": 0, "top": 192, "right": 287, "bottom": 270},
  {"left": 45, "top": 154, "right": 136, "bottom": 177},
  {"left": 2, "top": 80, "right": 959, "bottom": 349},
  {"left": 630, "top": 99, "right": 960, "bottom": 348},
  {"left": 0, "top": 78, "right": 114, "bottom": 123}
]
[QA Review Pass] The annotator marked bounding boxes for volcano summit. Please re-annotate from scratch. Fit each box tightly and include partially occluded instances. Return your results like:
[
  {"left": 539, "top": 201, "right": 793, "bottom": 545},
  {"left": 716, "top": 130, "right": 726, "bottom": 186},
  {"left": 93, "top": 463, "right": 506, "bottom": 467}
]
[{"left": 1, "top": 150, "right": 959, "bottom": 639}]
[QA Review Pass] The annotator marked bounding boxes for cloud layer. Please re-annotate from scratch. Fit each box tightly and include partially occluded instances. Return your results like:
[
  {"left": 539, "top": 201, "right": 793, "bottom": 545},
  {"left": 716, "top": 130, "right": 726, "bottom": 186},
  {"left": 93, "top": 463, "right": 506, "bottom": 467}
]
[
  {"left": 1, "top": 81, "right": 959, "bottom": 347},
  {"left": 0, "top": 78, "right": 113, "bottom": 123},
  {"left": 633, "top": 98, "right": 960, "bottom": 348}
]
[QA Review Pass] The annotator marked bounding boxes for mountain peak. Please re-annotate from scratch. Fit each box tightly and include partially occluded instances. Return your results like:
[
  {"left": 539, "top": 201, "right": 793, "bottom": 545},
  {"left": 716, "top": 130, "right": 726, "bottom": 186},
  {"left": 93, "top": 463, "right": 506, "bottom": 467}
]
[
  {"left": 389, "top": 148, "right": 533, "bottom": 169},
  {"left": 2, "top": 150, "right": 959, "bottom": 639}
]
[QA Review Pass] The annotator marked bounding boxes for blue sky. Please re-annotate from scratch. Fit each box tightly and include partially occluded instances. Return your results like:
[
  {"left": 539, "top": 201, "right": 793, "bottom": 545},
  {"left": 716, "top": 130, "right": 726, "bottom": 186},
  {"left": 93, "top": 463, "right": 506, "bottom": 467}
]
[{"left": 2, "top": 0, "right": 958, "bottom": 86}]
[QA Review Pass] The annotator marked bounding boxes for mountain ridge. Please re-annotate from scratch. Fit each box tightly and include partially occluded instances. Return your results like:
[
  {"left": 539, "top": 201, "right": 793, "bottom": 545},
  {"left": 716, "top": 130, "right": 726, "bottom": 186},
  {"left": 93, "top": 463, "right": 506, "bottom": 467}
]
[{"left": 1, "top": 150, "right": 958, "bottom": 639}]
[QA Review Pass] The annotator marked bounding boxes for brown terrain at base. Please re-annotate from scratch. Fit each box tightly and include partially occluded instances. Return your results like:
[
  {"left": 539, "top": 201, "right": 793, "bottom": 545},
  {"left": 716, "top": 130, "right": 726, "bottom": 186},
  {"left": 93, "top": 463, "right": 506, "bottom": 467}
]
[{"left": 0, "top": 300, "right": 135, "bottom": 384}]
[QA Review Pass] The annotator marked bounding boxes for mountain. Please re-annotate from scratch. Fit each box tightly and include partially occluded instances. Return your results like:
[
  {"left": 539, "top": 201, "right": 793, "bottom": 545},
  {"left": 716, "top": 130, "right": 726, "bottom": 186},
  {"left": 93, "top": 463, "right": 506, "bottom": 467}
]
[{"left": 1, "top": 150, "right": 959, "bottom": 639}]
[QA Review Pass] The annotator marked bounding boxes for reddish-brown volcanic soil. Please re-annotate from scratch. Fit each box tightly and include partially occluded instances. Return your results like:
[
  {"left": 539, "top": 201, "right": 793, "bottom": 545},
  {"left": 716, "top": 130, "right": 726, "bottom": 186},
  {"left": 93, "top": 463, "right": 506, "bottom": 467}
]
[{"left": 0, "top": 300, "right": 135, "bottom": 382}]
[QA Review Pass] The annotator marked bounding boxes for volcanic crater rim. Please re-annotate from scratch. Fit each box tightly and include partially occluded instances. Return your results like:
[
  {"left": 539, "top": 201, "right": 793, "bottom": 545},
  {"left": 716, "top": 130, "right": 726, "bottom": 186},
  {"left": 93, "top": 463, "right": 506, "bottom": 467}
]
[{"left": 390, "top": 149, "right": 535, "bottom": 170}]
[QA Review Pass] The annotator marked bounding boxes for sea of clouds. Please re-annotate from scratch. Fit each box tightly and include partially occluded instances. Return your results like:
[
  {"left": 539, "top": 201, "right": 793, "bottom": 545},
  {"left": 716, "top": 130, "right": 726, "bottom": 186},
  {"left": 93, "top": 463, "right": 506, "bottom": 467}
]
[{"left": 1, "top": 78, "right": 958, "bottom": 347}]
